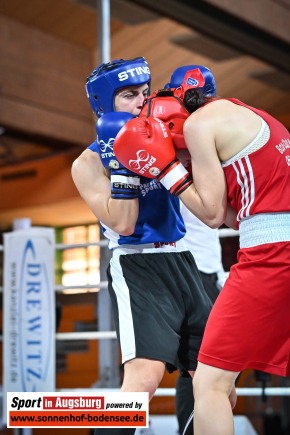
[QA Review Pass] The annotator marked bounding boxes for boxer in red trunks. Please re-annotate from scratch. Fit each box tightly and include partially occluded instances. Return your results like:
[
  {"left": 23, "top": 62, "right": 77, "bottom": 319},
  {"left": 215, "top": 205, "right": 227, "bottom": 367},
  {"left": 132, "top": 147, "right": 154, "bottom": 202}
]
[{"left": 113, "top": 66, "right": 290, "bottom": 435}]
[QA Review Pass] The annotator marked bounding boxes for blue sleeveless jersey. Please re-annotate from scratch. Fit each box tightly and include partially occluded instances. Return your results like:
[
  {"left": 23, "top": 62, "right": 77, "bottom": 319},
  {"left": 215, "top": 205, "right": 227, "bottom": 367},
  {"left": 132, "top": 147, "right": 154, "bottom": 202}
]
[{"left": 88, "top": 141, "right": 186, "bottom": 249}]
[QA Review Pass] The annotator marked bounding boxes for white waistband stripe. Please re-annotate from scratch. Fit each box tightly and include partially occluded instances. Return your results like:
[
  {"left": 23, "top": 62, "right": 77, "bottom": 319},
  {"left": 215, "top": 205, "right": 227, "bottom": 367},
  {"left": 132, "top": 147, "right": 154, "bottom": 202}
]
[{"left": 239, "top": 213, "right": 290, "bottom": 248}]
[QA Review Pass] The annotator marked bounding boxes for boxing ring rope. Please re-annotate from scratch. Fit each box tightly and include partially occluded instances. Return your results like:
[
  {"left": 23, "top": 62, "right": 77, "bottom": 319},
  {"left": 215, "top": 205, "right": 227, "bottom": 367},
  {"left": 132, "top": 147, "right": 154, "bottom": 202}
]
[
  {"left": 0, "top": 228, "right": 237, "bottom": 294},
  {"left": 55, "top": 282, "right": 108, "bottom": 292},
  {"left": 217, "top": 227, "right": 239, "bottom": 238},
  {"left": 1, "top": 227, "right": 289, "bottom": 399},
  {"left": 56, "top": 240, "right": 109, "bottom": 250}
]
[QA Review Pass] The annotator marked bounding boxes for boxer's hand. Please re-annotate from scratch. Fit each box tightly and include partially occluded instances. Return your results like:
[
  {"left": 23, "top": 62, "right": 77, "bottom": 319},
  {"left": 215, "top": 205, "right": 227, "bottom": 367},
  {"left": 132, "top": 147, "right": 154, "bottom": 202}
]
[
  {"left": 97, "top": 112, "right": 141, "bottom": 199},
  {"left": 114, "top": 116, "right": 192, "bottom": 195}
]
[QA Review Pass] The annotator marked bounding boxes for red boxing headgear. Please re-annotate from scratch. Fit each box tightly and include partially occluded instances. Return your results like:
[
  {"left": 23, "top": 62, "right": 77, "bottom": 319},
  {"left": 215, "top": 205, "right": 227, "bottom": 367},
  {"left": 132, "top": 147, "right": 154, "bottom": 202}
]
[{"left": 139, "top": 89, "right": 190, "bottom": 150}]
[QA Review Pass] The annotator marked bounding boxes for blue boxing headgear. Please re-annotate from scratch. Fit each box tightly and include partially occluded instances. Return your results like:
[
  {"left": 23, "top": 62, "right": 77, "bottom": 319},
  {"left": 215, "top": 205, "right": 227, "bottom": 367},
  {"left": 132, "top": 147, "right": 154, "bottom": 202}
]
[
  {"left": 86, "top": 57, "right": 151, "bottom": 117},
  {"left": 164, "top": 65, "right": 216, "bottom": 97}
]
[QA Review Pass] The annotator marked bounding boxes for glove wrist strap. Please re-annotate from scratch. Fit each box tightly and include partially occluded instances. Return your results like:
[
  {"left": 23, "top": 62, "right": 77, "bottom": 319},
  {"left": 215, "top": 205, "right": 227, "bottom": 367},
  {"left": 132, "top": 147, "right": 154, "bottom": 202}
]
[
  {"left": 158, "top": 160, "right": 188, "bottom": 191},
  {"left": 111, "top": 172, "right": 140, "bottom": 199},
  {"left": 111, "top": 174, "right": 141, "bottom": 187}
]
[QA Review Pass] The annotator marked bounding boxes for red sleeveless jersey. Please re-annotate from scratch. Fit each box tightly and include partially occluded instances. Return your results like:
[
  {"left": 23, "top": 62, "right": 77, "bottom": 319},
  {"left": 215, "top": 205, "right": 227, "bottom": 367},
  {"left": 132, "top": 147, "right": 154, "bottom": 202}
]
[{"left": 221, "top": 98, "right": 290, "bottom": 224}]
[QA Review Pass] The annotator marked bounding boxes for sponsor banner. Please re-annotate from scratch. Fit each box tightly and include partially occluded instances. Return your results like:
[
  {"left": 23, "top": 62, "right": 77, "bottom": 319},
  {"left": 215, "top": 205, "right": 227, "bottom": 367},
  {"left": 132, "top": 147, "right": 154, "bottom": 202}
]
[
  {"left": 3, "top": 228, "right": 56, "bottom": 423},
  {"left": 7, "top": 392, "right": 149, "bottom": 428}
]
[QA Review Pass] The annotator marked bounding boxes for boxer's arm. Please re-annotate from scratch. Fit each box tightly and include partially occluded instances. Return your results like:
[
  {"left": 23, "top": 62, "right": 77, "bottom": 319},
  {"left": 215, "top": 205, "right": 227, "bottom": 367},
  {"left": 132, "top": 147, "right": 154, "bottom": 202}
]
[
  {"left": 71, "top": 149, "right": 139, "bottom": 235},
  {"left": 180, "top": 110, "right": 227, "bottom": 228}
]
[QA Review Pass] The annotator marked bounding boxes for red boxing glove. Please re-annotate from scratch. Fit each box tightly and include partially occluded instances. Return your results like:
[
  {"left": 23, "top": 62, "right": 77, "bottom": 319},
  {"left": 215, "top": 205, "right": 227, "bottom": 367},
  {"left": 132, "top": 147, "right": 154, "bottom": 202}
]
[{"left": 114, "top": 116, "right": 192, "bottom": 195}]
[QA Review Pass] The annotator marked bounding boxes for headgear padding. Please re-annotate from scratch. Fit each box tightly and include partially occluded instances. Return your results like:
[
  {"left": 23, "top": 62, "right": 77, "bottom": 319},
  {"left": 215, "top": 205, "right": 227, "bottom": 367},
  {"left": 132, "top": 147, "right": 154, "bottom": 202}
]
[
  {"left": 165, "top": 65, "right": 216, "bottom": 97},
  {"left": 139, "top": 89, "right": 190, "bottom": 150},
  {"left": 86, "top": 57, "right": 151, "bottom": 117}
]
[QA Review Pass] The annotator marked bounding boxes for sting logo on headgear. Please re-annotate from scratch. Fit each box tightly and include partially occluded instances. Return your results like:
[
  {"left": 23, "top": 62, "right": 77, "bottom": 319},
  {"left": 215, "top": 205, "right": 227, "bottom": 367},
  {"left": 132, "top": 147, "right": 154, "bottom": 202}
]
[{"left": 118, "top": 66, "right": 151, "bottom": 82}]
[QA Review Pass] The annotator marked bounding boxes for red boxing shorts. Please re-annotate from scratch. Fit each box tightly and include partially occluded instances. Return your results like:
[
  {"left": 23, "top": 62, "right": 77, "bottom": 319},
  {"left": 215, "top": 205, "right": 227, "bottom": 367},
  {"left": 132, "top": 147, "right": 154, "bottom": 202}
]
[{"left": 198, "top": 241, "right": 290, "bottom": 376}]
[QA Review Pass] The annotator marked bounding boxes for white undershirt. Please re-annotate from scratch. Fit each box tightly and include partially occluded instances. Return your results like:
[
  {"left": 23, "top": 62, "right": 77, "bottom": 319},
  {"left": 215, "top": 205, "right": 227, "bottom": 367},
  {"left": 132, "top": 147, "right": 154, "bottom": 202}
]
[{"left": 180, "top": 202, "right": 226, "bottom": 286}]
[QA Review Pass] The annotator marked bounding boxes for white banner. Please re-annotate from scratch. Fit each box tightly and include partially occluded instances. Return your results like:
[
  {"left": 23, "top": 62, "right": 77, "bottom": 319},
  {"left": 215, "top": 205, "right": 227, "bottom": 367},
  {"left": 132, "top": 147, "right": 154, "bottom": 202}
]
[
  {"left": 3, "top": 227, "right": 56, "bottom": 423},
  {"left": 6, "top": 391, "right": 148, "bottom": 428}
]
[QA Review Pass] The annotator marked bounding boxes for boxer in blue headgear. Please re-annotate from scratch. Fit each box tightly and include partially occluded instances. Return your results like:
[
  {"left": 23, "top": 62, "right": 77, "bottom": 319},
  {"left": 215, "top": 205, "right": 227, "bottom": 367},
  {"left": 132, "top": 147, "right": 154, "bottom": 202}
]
[
  {"left": 83, "top": 57, "right": 151, "bottom": 200},
  {"left": 86, "top": 57, "right": 151, "bottom": 117},
  {"left": 72, "top": 57, "right": 213, "bottom": 435}
]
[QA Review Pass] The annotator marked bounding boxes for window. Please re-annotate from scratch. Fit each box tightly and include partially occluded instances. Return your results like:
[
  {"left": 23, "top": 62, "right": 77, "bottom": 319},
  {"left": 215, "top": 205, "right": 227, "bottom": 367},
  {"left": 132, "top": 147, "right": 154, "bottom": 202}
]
[{"left": 59, "top": 224, "right": 101, "bottom": 293}]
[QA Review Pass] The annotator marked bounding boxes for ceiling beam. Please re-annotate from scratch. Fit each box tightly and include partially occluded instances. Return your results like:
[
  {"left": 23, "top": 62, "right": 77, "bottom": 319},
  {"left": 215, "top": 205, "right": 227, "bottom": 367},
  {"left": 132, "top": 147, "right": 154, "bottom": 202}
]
[{"left": 127, "top": 0, "right": 290, "bottom": 75}]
